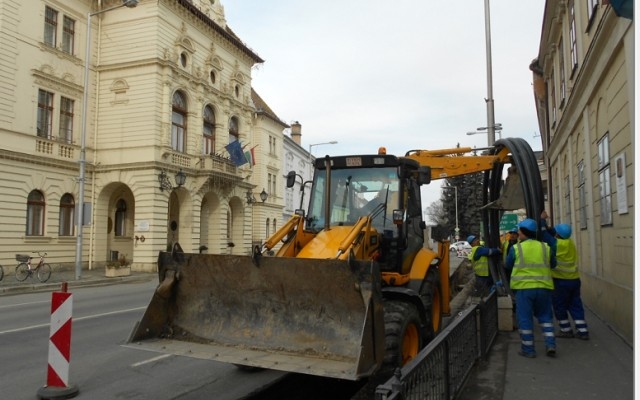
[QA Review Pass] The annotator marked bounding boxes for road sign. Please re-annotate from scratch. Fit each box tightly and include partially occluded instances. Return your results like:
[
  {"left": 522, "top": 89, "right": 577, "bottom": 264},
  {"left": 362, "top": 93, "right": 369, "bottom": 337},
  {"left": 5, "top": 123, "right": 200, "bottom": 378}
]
[{"left": 499, "top": 213, "right": 518, "bottom": 232}]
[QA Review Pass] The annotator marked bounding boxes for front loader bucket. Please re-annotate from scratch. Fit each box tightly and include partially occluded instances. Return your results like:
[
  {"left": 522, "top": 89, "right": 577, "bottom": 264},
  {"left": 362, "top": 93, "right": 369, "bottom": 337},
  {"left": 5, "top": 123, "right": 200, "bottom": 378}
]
[{"left": 126, "top": 252, "right": 384, "bottom": 381}]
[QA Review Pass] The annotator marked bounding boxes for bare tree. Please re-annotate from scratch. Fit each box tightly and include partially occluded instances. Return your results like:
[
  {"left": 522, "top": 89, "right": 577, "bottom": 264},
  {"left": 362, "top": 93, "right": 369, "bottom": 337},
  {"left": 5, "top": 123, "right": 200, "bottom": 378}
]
[{"left": 425, "top": 201, "right": 446, "bottom": 225}]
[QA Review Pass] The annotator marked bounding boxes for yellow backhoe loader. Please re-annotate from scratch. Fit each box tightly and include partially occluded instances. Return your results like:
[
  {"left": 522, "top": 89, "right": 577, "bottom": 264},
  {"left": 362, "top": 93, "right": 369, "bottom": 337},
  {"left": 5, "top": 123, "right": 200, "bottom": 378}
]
[{"left": 127, "top": 137, "right": 543, "bottom": 381}]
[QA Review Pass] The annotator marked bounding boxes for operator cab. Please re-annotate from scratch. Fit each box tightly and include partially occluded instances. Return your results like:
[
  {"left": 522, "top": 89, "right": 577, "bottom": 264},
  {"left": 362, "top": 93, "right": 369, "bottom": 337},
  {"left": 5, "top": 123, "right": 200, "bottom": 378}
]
[{"left": 299, "top": 148, "right": 430, "bottom": 274}]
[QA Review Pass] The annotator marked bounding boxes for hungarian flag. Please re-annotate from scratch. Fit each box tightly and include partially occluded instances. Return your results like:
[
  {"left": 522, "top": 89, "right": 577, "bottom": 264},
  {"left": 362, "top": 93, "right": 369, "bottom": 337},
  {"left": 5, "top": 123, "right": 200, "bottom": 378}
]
[
  {"left": 225, "top": 141, "right": 248, "bottom": 166},
  {"left": 244, "top": 146, "right": 257, "bottom": 167}
]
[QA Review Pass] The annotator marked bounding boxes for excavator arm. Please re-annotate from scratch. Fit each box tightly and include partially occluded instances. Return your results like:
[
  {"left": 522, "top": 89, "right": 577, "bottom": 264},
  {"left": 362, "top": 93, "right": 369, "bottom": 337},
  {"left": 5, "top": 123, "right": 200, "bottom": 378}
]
[
  {"left": 404, "top": 145, "right": 512, "bottom": 180},
  {"left": 407, "top": 138, "right": 545, "bottom": 296}
]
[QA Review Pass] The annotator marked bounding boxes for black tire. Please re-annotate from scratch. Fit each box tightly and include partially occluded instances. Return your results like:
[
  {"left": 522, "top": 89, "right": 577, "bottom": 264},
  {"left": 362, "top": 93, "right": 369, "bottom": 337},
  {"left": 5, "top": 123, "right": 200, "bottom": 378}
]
[
  {"left": 381, "top": 300, "right": 424, "bottom": 375},
  {"left": 37, "top": 263, "right": 52, "bottom": 282},
  {"left": 15, "top": 263, "right": 29, "bottom": 281},
  {"left": 421, "top": 268, "right": 443, "bottom": 343},
  {"left": 0, "top": 264, "right": 3, "bottom": 281}
]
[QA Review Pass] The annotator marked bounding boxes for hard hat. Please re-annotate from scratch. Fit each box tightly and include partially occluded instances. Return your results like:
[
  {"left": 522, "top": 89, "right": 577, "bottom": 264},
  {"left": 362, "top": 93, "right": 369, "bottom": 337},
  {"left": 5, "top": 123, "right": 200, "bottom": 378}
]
[
  {"left": 518, "top": 218, "right": 537, "bottom": 232},
  {"left": 466, "top": 235, "right": 477, "bottom": 244},
  {"left": 555, "top": 223, "right": 572, "bottom": 239}
]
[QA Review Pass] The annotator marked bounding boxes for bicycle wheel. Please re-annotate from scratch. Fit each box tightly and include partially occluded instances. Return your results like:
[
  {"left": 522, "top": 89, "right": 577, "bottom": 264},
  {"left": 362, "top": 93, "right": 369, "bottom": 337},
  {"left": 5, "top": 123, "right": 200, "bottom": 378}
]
[
  {"left": 15, "top": 263, "right": 30, "bottom": 281},
  {"left": 0, "top": 264, "right": 4, "bottom": 281},
  {"left": 37, "top": 263, "right": 52, "bottom": 283}
]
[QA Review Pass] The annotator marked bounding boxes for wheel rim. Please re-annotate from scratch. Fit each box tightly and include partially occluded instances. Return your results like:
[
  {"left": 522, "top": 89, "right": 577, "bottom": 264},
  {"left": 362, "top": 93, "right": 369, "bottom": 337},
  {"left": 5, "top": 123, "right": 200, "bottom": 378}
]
[{"left": 401, "top": 323, "right": 420, "bottom": 365}]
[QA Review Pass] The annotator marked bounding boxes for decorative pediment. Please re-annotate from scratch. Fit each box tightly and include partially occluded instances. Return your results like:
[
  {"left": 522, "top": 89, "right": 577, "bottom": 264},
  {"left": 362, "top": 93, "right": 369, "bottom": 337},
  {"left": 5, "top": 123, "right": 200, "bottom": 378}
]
[
  {"left": 176, "top": 36, "right": 195, "bottom": 54},
  {"left": 110, "top": 79, "right": 130, "bottom": 93},
  {"left": 230, "top": 61, "right": 246, "bottom": 85},
  {"left": 207, "top": 56, "right": 223, "bottom": 71},
  {"left": 175, "top": 23, "right": 196, "bottom": 54}
]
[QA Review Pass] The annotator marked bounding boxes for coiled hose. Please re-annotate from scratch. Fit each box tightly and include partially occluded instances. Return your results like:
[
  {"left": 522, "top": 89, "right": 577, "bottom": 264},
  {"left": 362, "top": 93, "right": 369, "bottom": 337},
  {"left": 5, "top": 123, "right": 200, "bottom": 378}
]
[{"left": 482, "top": 137, "right": 545, "bottom": 295}]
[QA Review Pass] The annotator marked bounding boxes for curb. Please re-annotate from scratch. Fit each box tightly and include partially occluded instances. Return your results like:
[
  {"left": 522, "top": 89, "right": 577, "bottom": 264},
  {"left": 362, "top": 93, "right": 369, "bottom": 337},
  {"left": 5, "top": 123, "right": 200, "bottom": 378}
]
[{"left": 0, "top": 274, "right": 155, "bottom": 296}]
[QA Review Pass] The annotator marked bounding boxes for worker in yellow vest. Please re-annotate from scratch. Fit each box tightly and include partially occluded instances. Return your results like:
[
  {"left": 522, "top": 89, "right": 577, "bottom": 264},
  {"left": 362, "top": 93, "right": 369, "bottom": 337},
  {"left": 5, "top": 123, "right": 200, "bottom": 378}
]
[
  {"left": 467, "top": 235, "right": 501, "bottom": 296},
  {"left": 505, "top": 218, "right": 557, "bottom": 358},
  {"left": 552, "top": 223, "right": 589, "bottom": 340},
  {"left": 501, "top": 227, "right": 518, "bottom": 282}
]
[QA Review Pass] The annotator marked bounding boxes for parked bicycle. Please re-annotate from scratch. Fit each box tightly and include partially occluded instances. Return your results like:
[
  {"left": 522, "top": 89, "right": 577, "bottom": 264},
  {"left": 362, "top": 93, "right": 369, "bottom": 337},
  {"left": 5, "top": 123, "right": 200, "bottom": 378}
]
[{"left": 15, "top": 252, "right": 52, "bottom": 282}]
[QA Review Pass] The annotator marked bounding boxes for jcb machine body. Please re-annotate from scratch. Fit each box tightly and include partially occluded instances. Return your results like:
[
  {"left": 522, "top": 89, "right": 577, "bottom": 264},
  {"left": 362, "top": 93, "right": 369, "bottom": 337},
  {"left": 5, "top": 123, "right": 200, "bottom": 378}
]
[{"left": 128, "top": 138, "right": 543, "bottom": 380}]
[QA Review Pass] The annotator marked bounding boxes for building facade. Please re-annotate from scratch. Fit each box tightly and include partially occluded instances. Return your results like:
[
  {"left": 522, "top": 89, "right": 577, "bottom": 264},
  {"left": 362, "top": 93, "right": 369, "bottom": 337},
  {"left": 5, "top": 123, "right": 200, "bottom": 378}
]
[
  {"left": 0, "top": 0, "right": 285, "bottom": 271},
  {"left": 531, "top": 0, "right": 634, "bottom": 342},
  {"left": 282, "top": 122, "right": 314, "bottom": 223}
]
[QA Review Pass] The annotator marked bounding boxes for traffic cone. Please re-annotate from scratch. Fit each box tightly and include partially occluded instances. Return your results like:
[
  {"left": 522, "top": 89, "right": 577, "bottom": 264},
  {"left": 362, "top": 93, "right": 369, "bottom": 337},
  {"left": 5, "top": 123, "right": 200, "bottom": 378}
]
[{"left": 37, "top": 282, "right": 79, "bottom": 399}]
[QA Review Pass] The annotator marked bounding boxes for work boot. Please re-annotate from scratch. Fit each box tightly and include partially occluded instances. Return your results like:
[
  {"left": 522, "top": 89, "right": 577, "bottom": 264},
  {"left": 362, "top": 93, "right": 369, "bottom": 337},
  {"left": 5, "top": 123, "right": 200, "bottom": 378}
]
[
  {"left": 546, "top": 347, "right": 556, "bottom": 357},
  {"left": 556, "top": 330, "right": 574, "bottom": 338},
  {"left": 518, "top": 351, "right": 536, "bottom": 358}
]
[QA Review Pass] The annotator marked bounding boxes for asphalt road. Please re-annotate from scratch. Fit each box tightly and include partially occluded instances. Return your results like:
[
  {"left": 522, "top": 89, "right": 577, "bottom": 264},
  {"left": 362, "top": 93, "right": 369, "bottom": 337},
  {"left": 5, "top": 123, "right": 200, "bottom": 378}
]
[
  {"left": 0, "top": 280, "right": 285, "bottom": 400},
  {"left": 0, "top": 256, "right": 467, "bottom": 400}
]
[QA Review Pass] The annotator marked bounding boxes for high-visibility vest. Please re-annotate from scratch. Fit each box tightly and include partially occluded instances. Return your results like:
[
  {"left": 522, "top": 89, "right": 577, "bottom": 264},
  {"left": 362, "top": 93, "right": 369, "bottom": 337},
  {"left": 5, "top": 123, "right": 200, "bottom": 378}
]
[
  {"left": 510, "top": 239, "right": 553, "bottom": 290},
  {"left": 552, "top": 238, "right": 579, "bottom": 279},
  {"left": 502, "top": 239, "right": 516, "bottom": 263},
  {"left": 469, "top": 246, "right": 489, "bottom": 277}
]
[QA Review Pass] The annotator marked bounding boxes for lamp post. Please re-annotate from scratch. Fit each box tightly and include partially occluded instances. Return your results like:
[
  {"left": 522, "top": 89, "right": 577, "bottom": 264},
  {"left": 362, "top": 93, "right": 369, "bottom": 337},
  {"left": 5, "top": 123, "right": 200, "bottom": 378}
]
[
  {"left": 442, "top": 186, "right": 459, "bottom": 241},
  {"left": 75, "top": 0, "right": 138, "bottom": 280},
  {"left": 483, "top": 0, "right": 496, "bottom": 146}
]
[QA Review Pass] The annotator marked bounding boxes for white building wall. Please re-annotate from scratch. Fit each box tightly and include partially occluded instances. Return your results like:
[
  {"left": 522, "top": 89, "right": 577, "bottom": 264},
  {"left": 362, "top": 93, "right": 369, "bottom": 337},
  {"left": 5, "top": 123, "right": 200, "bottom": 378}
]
[
  {"left": 534, "top": 1, "right": 633, "bottom": 342},
  {"left": 0, "top": 0, "right": 283, "bottom": 270}
]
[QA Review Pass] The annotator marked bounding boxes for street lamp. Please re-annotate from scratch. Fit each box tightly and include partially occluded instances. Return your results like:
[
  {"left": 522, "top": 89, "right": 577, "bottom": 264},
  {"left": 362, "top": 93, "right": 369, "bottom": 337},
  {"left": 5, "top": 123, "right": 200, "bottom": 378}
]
[
  {"left": 75, "top": 0, "right": 139, "bottom": 280},
  {"left": 158, "top": 169, "right": 186, "bottom": 192},
  {"left": 308, "top": 141, "right": 338, "bottom": 156},
  {"left": 308, "top": 141, "right": 338, "bottom": 179},
  {"left": 483, "top": 0, "right": 497, "bottom": 146},
  {"left": 442, "top": 186, "right": 459, "bottom": 240},
  {"left": 467, "top": 123, "right": 503, "bottom": 141},
  {"left": 246, "top": 188, "right": 268, "bottom": 205}
]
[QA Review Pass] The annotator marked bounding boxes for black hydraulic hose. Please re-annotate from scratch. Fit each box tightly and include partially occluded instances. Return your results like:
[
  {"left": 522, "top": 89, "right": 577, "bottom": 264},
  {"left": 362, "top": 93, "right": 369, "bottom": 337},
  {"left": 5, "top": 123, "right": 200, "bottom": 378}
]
[
  {"left": 509, "top": 138, "right": 544, "bottom": 239},
  {"left": 482, "top": 143, "right": 507, "bottom": 295},
  {"left": 487, "top": 138, "right": 545, "bottom": 295}
]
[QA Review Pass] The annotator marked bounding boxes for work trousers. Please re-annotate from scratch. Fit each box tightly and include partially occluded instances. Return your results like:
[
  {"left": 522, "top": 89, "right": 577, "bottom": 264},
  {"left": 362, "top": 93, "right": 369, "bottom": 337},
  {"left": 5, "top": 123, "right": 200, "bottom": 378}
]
[
  {"left": 515, "top": 288, "right": 556, "bottom": 355},
  {"left": 552, "top": 278, "right": 589, "bottom": 336}
]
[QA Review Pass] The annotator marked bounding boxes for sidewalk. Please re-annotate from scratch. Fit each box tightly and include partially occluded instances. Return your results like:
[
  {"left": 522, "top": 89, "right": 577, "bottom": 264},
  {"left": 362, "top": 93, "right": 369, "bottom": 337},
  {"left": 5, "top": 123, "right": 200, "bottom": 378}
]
[
  {"left": 459, "top": 306, "right": 634, "bottom": 399},
  {"left": 0, "top": 265, "right": 156, "bottom": 295}
]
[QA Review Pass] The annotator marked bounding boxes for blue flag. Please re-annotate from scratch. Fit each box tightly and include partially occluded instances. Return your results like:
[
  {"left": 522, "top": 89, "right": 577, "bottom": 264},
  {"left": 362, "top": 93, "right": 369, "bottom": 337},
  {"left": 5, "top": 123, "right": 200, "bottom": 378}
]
[{"left": 225, "top": 141, "right": 248, "bottom": 166}]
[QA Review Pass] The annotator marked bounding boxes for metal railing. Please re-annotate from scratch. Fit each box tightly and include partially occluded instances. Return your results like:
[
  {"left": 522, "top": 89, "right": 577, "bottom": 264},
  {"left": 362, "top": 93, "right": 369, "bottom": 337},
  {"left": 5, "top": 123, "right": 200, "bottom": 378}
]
[{"left": 375, "top": 291, "right": 498, "bottom": 400}]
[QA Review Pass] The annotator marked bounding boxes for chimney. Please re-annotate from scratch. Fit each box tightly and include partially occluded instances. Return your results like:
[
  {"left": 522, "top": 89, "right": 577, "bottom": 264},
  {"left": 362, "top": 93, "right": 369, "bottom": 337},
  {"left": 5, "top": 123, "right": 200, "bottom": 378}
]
[{"left": 290, "top": 121, "right": 302, "bottom": 145}]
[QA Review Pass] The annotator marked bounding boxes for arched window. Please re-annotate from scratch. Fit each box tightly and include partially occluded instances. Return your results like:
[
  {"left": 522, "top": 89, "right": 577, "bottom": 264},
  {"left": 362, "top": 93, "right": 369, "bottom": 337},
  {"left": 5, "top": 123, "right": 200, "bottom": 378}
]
[
  {"left": 115, "top": 199, "right": 127, "bottom": 237},
  {"left": 203, "top": 105, "right": 215, "bottom": 155},
  {"left": 172, "top": 91, "right": 187, "bottom": 152},
  {"left": 59, "top": 193, "right": 75, "bottom": 236},
  {"left": 229, "top": 116, "right": 239, "bottom": 143},
  {"left": 27, "top": 190, "right": 45, "bottom": 236}
]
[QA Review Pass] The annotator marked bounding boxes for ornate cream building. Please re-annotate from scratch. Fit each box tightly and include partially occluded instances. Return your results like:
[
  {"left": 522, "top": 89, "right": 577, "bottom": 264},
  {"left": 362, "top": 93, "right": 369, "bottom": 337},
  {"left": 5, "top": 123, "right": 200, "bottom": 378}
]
[
  {"left": 0, "top": 0, "right": 287, "bottom": 272},
  {"left": 531, "top": 1, "right": 634, "bottom": 342}
]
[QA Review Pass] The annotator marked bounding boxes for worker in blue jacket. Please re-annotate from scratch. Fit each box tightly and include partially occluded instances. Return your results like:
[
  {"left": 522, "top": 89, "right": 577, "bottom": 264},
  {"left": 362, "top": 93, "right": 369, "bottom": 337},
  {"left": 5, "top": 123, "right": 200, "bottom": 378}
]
[
  {"left": 505, "top": 218, "right": 557, "bottom": 358},
  {"left": 552, "top": 223, "right": 589, "bottom": 340}
]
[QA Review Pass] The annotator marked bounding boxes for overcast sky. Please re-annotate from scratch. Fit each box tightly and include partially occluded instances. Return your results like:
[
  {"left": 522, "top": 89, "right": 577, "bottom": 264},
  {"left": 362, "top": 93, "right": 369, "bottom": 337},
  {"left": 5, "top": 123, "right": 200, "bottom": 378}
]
[{"left": 222, "top": 1, "right": 545, "bottom": 209}]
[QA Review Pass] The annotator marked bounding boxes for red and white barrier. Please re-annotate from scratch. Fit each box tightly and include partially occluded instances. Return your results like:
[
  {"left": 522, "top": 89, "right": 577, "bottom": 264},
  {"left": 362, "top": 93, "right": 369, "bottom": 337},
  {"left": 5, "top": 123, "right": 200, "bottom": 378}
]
[{"left": 37, "top": 283, "right": 78, "bottom": 399}]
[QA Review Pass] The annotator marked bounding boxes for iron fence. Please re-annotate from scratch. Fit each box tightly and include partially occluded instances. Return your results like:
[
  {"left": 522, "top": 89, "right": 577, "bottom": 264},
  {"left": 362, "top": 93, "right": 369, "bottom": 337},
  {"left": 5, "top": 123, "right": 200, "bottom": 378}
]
[{"left": 375, "top": 291, "right": 498, "bottom": 400}]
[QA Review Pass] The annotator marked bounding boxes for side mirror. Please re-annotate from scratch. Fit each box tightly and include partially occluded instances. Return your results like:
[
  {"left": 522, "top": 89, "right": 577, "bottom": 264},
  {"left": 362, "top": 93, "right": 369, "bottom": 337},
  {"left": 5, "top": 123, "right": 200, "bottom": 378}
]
[
  {"left": 417, "top": 166, "right": 431, "bottom": 185},
  {"left": 392, "top": 209, "right": 405, "bottom": 225},
  {"left": 286, "top": 171, "right": 296, "bottom": 188}
]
